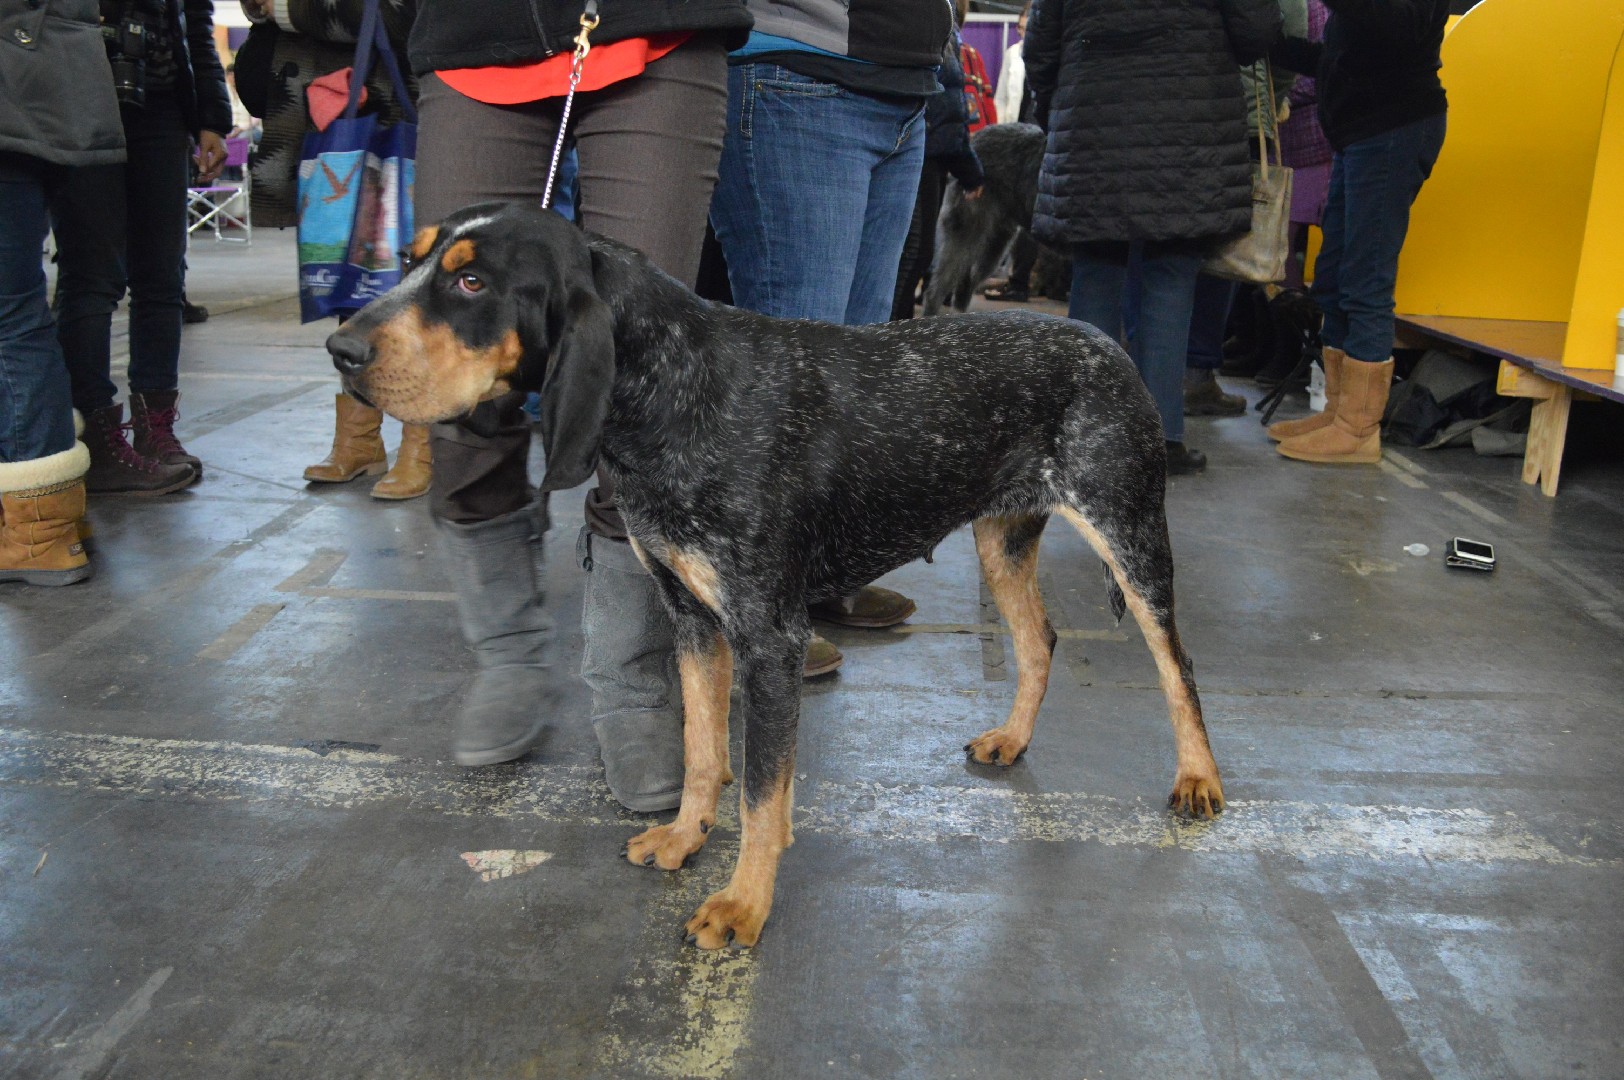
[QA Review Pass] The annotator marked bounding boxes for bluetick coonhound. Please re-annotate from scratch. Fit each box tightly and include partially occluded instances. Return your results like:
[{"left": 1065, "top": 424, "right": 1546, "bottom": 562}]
[{"left": 326, "top": 202, "right": 1224, "bottom": 950}]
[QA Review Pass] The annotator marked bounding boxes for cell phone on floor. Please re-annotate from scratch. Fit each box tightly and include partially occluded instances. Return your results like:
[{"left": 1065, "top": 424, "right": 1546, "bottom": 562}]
[{"left": 1445, "top": 537, "right": 1496, "bottom": 571}]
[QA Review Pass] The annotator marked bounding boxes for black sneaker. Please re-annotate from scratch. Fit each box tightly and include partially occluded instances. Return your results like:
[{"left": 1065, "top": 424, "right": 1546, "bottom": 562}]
[{"left": 182, "top": 300, "right": 209, "bottom": 324}]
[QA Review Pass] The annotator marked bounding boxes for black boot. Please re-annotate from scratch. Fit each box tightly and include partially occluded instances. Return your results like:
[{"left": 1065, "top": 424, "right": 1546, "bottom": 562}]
[
  {"left": 82, "top": 404, "right": 195, "bottom": 496},
  {"left": 1165, "top": 441, "right": 1208, "bottom": 475},
  {"left": 1254, "top": 290, "right": 1319, "bottom": 388},
  {"left": 436, "top": 507, "right": 553, "bottom": 767},
  {"left": 1219, "top": 285, "right": 1274, "bottom": 377},
  {"left": 578, "top": 527, "right": 684, "bottom": 813},
  {"left": 1183, "top": 368, "right": 1246, "bottom": 417}
]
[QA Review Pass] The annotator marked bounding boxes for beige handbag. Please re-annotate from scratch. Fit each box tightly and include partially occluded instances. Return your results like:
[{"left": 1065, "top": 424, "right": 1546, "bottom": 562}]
[{"left": 1203, "top": 62, "right": 1294, "bottom": 284}]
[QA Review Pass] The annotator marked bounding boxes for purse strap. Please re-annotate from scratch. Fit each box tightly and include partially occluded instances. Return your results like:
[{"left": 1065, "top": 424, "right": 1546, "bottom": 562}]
[
  {"left": 343, "top": 0, "right": 418, "bottom": 125},
  {"left": 1253, "top": 59, "right": 1283, "bottom": 178}
]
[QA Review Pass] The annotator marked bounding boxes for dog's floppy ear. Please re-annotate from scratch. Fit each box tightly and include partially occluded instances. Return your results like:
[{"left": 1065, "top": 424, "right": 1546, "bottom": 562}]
[{"left": 534, "top": 284, "right": 616, "bottom": 492}]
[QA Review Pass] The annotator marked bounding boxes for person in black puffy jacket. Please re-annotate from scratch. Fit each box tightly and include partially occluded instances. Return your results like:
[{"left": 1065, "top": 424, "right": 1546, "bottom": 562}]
[{"left": 1025, "top": 0, "right": 1280, "bottom": 475}]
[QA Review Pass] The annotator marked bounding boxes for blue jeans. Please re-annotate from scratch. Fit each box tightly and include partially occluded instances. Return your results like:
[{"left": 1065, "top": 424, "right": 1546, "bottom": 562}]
[
  {"left": 0, "top": 157, "right": 76, "bottom": 464},
  {"left": 710, "top": 63, "right": 925, "bottom": 325},
  {"left": 1313, "top": 112, "right": 1446, "bottom": 362},
  {"left": 1070, "top": 241, "right": 1204, "bottom": 442}
]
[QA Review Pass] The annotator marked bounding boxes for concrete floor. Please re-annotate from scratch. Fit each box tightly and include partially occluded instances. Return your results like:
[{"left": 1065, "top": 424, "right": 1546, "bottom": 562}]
[{"left": 3, "top": 231, "right": 1622, "bottom": 1080}]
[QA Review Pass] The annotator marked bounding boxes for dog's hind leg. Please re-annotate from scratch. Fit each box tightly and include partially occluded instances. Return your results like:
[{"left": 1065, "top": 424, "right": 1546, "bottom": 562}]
[
  {"left": 965, "top": 514, "right": 1056, "bottom": 766},
  {"left": 1054, "top": 504, "right": 1224, "bottom": 818},
  {"left": 684, "top": 628, "right": 804, "bottom": 949}
]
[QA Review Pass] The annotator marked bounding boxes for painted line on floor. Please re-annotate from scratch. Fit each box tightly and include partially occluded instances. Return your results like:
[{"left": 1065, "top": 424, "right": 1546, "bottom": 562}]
[
  {"left": 0, "top": 726, "right": 1606, "bottom": 868},
  {"left": 299, "top": 586, "right": 458, "bottom": 603},
  {"left": 197, "top": 602, "right": 285, "bottom": 661},
  {"left": 52, "top": 966, "right": 173, "bottom": 1080},
  {"left": 887, "top": 622, "right": 1129, "bottom": 642},
  {"left": 1383, "top": 450, "right": 1430, "bottom": 476},
  {"left": 274, "top": 551, "right": 348, "bottom": 592},
  {"left": 1378, "top": 459, "right": 1429, "bottom": 490},
  {"left": 594, "top": 841, "right": 760, "bottom": 1080},
  {"left": 1439, "top": 491, "right": 1508, "bottom": 526}
]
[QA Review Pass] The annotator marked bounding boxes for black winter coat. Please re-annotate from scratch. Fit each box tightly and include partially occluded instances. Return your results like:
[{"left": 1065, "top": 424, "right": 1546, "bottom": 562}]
[
  {"left": 1025, "top": 0, "right": 1280, "bottom": 246},
  {"left": 167, "top": 0, "right": 233, "bottom": 139},
  {"left": 409, "top": 0, "right": 753, "bottom": 76}
]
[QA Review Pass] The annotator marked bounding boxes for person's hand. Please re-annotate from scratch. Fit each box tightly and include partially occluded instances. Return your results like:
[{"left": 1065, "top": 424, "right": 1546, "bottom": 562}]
[
  {"left": 195, "top": 131, "right": 228, "bottom": 183},
  {"left": 963, "top": 185, "right": 984, "bottom": 201}
]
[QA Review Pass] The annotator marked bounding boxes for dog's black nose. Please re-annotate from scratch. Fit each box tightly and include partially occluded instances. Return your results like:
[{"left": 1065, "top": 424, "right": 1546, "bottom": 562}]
[{"left": 326, "top": 332, "right": 373, "bottom": 376}]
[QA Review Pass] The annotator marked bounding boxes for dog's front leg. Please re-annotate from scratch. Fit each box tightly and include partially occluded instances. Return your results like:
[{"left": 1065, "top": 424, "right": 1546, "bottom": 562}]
[
  {"left": 684, "top": 635, "right": 802, "bottom": 950},
  {"left": 625, "top": 627, "right": 733, "bottom": 870}
]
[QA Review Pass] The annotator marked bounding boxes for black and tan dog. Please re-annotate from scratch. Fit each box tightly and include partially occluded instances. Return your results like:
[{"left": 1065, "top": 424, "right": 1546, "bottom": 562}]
[{"left": 327, "top": 202, "right": 1224, "bottom": 950}]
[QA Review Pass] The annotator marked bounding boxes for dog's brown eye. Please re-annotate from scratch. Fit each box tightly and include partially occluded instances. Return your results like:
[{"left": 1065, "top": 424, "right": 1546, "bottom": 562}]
[{"left": 457, "top": 273, "right": 484, "bottom": 295}]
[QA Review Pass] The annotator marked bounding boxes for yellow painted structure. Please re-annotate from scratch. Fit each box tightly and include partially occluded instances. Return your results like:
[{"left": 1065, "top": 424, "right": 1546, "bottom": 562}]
[{"left": 1393, "top": 0, "right": 1624, "bottom": 369}]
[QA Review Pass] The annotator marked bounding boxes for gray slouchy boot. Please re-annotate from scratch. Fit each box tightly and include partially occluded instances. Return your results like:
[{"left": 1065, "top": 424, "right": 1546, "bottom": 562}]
[
  {"left": 436, "top": 507, "right": 553, "bottom": 766},
  {"left": 578, "top": 526, "right": 684, "bottom": 812}
]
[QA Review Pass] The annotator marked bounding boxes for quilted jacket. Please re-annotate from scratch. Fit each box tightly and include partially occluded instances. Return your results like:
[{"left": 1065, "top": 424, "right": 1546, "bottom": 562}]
[{"left": 1025, "top": 0, "right": 1281, "bottom": 245}]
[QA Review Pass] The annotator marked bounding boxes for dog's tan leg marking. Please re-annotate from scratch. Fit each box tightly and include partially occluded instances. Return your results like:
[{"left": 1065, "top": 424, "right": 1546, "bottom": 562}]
[
  {"left": 685, "top": 768, "right": 794, "bottom": 950},
  {"left": 966, "top": 515, "right": 1054, "bottom": 766},
  {"left": 1056, "top": 507, "right": 1223, "bottom": 818},
  {"left": 626, "top": 632, "right": 734, "bottom": 871},
  {"left": 666, "top": 548, "right": 725, "bottom": 614}
]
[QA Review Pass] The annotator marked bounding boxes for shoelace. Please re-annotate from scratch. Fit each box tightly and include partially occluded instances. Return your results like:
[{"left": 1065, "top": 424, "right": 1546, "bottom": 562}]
[
  {"left": 137, "top": 405, "right": 185, "bottom": 459},
  {"left": 104, "top": 419, "right": 166, "bottom": 473}
]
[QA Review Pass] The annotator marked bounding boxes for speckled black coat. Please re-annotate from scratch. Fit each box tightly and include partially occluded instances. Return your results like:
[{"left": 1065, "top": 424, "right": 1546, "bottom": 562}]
[{"left": 1024, "top": 0, "right": 1281, "bottom": 246}]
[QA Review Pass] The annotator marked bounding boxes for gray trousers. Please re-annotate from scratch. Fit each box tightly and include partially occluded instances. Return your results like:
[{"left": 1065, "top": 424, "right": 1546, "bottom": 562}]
[{"left": 416, "top": 38, "right": 729, "bottom": 534}]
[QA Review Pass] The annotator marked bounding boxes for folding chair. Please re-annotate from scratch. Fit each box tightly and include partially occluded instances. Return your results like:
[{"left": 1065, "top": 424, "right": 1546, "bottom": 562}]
[{"left": 187, "top": 137, "right": 253, "bottom": 244}]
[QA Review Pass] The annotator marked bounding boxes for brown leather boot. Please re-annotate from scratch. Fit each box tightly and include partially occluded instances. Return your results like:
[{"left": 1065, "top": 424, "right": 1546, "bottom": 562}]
[
  {"left": 130, "top": 389, "right": 201, "bottom": 478},
  {"left": 1277, "top": 355, "right": 1394, "bottom": 464},
  {"left": 0, "top": 445, "right": 93, "bottom": 587},
  {"left": 808, "top": 585, "right": 917, "bottom": 628},
  {"left": 304, "top": 393, "right": 387, "bottom": 483},
  {"left": 83, "top": 404, "right": 196, "bottom": 495},
  {"left": 371, "top": 423, "right": 431, "bottom": 500},
  {"left": 1267, "top": 346, "right": 1344, "bottom": 441}
]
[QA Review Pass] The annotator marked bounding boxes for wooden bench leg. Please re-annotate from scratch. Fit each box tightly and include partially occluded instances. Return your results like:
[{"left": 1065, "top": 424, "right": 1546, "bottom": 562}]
[
  {"left": 1524, "top": 385, "right": 1572, "bottom": 497},
  {"left": 1495, "top": 360, "right": 1571, "bottom": 498}
]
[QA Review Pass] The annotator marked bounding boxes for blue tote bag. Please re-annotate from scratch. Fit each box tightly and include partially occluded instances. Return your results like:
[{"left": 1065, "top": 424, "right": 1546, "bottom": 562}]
[{"left": 296, "top": 0, "right": 417, "bottom": 322}]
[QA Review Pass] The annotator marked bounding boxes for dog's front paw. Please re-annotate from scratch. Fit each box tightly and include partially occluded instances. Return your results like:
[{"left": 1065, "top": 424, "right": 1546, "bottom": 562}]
[
  {"left": 964, "top": 727, "right": 1030, "bottom": 767},
  {"left": 684, "top": 888, "right": 768, "bottom": 950},
  {"left": 1168, "top": 772, "right": 1224, "bottom": 819},
  {"left": 623, "top": 822, "right": 709, "bottom": 871}
]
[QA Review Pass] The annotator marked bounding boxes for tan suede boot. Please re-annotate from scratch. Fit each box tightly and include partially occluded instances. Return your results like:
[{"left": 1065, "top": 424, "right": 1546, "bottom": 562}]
[
  {"left": 304, "top": 393, "right": 387, "bottom": 483},
  {"left": 1267, "top": 346, "right": 1344, "bottom": 441},
  {"left": 1277, "top": 355, "right": 1394, "bottom": 464},
  {"left": 371, "top": 423, "right": 432, "bottom": 500},
  {"left": 0, "top": 444, "right": 93, "bottom": 587}
]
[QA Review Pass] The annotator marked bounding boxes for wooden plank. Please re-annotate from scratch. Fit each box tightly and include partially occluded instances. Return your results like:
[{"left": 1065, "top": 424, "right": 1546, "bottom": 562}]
[
  {"left": 1524, "top": 384, "right": 1574, "bottom": 497},
  {"left": 1397, "top": 314, "right": 1624, "bottom": 404},
  {"left": 1496, "top": 360, "right": 1556, "bottom": 399}
]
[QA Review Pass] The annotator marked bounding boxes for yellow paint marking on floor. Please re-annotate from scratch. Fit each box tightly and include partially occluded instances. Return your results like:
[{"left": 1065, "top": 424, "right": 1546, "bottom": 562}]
[
  {"left": 274, "top": 551, "right": 348, "bottom": 592},
  {"left": 197, "top": 603, "right": 285, "bottom": 661},
  {"left": 299, "top": 586, "right": 458, "bottom": 603}
]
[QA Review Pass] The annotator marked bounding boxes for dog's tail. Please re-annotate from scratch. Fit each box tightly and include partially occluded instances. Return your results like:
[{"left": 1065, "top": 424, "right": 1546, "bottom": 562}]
[{"left": 1103, "top": 562, "right": 1127, "bottom": 625}]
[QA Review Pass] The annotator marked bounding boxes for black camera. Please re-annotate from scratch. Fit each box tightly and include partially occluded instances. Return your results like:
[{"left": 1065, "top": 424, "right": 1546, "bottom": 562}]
[{"left": 101, "top": 0, "right": 165, "bottom": 108}]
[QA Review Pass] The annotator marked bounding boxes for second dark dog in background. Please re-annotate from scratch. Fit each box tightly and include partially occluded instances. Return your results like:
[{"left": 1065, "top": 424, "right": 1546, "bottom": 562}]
[{"left": 922, "top": 123, "right": 1050, "bottom": 316}]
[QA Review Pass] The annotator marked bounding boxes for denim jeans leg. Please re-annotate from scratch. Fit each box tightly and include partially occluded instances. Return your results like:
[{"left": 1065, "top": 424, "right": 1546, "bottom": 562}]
[
  {"left": 711, "top": 64, "right": 922, "bottom": 323},
  {"left": 0, "top": 168, "right": 76, "bottom": 463},
  {"left": 1185, "top": 273, "right": 1236, "bottom": 371},
  {"left": 846, "top": 101, "right": 925, "bottom": 326},
  {"left": 1068, "top": 243, "right": 1127, "bottom": 342},
  {"left": 1131, "top": 245, "right": 1204, "bottom": 443},
  {"left": 1334, "top": 113, "right": 1447, "bottom": 362},
  {"left": 123, "top": 95, "right": 191, "bottom": 393},
  {"left": 49, "top": 163, "right": 126, "bottom": 414},
  {"left": 1310, "top": 153, "right": 1348, "bottom": 352}
]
